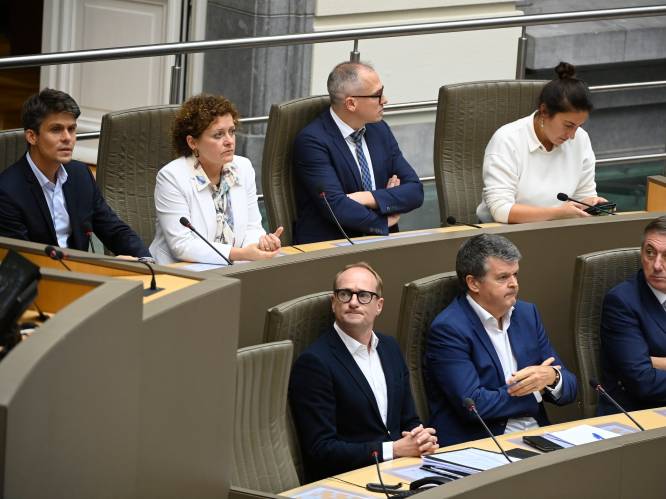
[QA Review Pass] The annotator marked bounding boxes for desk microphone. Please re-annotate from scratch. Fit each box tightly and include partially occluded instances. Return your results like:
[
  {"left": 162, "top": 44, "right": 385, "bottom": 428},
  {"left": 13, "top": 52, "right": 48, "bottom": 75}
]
[
  {"left": 445, "top": 216, "right": 482, "bottom": 229},
  {"left": 318, "top": 187, "right": 354, "bottom": 246},
  {"left": 44, "top": 245, "right": 162, "bottom": 296},
  {"left": 82, "top": 221, "right": 97, "bottom": 254},
  {"left": 556, "top": 193, "right": 616, "bottom": 215},
  {"left": 589, "top": 379, "right": 645, "bottom": 431},
  {"left": 179, "top": 217, "right": 233, "bottom": 266},
  {"left": 369, "top": 450, "right": 394, "bottom": 499},
  {"left": 463, "top": 398, "right": 512, "bottom": 463}
]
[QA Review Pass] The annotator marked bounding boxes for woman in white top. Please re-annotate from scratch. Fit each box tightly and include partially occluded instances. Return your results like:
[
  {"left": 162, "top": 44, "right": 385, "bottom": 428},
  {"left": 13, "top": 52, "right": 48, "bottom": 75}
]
[
  {"left": 150, "top": 94, "right": 283, "bottom": 264},
  {"left": 476, "top": 62, "right": 607, "bottom": 224}
]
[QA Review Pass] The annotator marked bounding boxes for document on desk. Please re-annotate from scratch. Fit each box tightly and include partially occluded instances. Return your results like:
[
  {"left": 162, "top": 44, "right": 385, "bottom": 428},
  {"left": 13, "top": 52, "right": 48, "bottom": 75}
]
[
  {"left": 422, "top": 447, "right": 518, "bottom": 475},
  {"left": 543, "top": 424, "right": 619, "bottom": 446}
]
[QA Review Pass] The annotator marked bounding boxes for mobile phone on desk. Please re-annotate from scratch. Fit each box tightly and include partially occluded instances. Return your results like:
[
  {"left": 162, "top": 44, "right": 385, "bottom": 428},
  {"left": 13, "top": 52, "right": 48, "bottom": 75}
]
[
  {"left": 584, "top": 202, "right": 616, "bottom": 216},
  {"left": 522, "top": 435, "right": 564, "bottom": 453},
  {"left": 506, "top": 447, "right": 540, "bottom": 459}
]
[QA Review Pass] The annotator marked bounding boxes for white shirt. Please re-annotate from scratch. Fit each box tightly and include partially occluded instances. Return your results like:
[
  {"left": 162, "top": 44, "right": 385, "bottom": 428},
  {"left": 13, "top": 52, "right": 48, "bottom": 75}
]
[
  {"left": 647, "top": 283, "right": 666, "bottom": 311},
  {"left": 329, "top": 108, "right": 377, "bottom": 190},
  {"left": 334, "top": 322, "right": 393, "bottom": 460},
  {"left": 27, "top": 152, "right": 71, "bottom": 247},
  {"left": 465, "top": 295, "right": 563, "bottom": 433},
  {"left": 477, "top": 112, "right": 597, "bottom": 223}
]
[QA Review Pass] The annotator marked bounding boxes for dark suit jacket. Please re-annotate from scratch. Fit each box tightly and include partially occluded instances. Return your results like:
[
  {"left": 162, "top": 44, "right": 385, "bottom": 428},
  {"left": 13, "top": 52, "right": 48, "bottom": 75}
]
[
  {"left": 289, "top": 328, "right": 421, "bottom": 483},
  {"left": 0, "top": 155, "right": 150, "bottom": 257},
  {"left": 292, "top": 109, "right": 423, "bottom": 244},
  {"left": 425, "top": 296, "right": 577, "bottom": 446},
  {"left": 599, "top": 270, "right": 666, "bottom": 414}
]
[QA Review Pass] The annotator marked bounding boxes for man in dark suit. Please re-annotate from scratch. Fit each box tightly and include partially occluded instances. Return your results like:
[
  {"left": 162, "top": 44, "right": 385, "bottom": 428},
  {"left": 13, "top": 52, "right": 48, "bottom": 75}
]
[
  {"left": 289, "top": 262, "right": 438, "bottom": 482},
  {"left": 599, "top": 216, "right": 666, "bottom": 414},
  {"left": 292, "top": 62, "right": 423, "bottom": 244},
  {"left": 0, "top": 88, "right": 150, "bottom": 258},
  {"left": 425, "top": 234, "right": 577, "bottom": 446}
]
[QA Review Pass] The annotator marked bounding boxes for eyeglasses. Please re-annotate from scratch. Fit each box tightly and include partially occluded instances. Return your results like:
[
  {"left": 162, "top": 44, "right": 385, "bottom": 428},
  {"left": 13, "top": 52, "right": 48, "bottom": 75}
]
[
  {"left": 349, "top": 86, "right": 384, "bottom": 102},
  {"left": 334, "top": 288, "right": 379, "bottom": 305}
]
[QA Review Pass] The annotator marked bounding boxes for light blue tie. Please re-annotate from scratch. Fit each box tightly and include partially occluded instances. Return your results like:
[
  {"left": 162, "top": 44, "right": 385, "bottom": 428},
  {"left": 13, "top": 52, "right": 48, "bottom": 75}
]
[{"left": 350, "top": 128, "right": 373, "bottom": 191}]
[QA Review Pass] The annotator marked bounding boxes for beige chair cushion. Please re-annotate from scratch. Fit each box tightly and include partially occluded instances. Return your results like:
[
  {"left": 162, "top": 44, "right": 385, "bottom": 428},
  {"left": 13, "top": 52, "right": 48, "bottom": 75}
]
[{"left": 0, "top": 128, "right": 26, "bottom": 172}]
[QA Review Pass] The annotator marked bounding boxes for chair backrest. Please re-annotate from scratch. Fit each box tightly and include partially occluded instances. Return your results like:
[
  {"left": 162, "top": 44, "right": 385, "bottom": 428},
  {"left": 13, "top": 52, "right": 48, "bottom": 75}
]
[
  {"left": 571, "top": 247, "right": 640, "bottom": 418},
  {"left": 433, "top": 80, "right": 547, "bottom": 225},
  {"left": 232, "top": 340, "right": 300, "bottom": 493},
  {"left": 96, "top": 104, "right": 179, "bottom": 246},
  {"left": 396, "top": 271, "right": 460, "bottom": 422},
  {"left": 0, "top": 128, "right": 26, "bottom": 173},
  {"left": 261, "top": 95, "right": 330, "bottom": 245}
]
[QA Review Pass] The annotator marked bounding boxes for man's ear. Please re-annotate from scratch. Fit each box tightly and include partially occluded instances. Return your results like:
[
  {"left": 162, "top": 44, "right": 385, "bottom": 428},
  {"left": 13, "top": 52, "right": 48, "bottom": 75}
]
[
  {"left": 344, "top": 96, "right": 357, "bottom": 112},
  {"left": 466, "top": 275, "right": 479, "bottom": 294},
  {"left": 375, "top": 296, "right": 384, "bottom": 315},
  {"left": 25, "top": 129, "right": 38, "bottom": 146}
]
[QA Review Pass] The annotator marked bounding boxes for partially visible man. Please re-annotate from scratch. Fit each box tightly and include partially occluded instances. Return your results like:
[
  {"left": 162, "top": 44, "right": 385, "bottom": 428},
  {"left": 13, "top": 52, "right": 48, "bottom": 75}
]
[
  {"left": 599, "top": 216, "right": 666, "bottom": 414},
  {"left": 425, "top": 234, "right": 577, "bottom": 446},
  {"left": 289, "top": 262, "right": 438, "bottom": 482},
  {"left": 292, "top": 62, "right": 423, "bottom": 244},
  {"left": 0, "top": 88, "right": 151, "bottom": 258}
]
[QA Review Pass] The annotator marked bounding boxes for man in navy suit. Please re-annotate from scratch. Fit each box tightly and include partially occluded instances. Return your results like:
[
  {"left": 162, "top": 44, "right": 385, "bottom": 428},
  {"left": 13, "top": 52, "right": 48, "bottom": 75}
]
[
  {"left": 0, "top": 88, "right": 150, "bottom": 258},
  {"left": 425, "top": 234, "right": 577, "bottom": 446},
  {"left": 292, "top": 62, "right": 423, "bottom": 244},
  {"left": 289, "top": 262, "right": 438, "bottom": 482},
  {"left": 599, "top": 216, "right": 666, "bottom": 414}
]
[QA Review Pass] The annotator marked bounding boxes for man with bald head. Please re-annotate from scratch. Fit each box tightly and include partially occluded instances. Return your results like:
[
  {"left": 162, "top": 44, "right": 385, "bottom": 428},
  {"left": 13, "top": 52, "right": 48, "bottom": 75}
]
[{"left": 292, "top": 61, "right": 423, "bottom": 244}]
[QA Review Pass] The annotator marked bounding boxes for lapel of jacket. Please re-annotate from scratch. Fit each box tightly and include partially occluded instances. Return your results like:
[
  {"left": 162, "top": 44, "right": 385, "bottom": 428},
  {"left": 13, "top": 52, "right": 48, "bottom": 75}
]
[
  {"left": 188, "top": 157, "right": 217, "bottom": 241},
  {"left": 21, "top": 156, "right": 58, "bottom": 243},
  {"left": 376, "top": 335, "right": 396, "bottom": 426},
  {"left": 327, "top": 329, "right": 384, "bottom": 426},
  {"left": 459, "top": 295, "right": 506, "bottom": 381},
  {"left": 363, "top": 123, "right": 385, "bottom": 185},
  {"left": 322, "top": 110, "right": 364, "bottom": 191},
  {"left": 506, "top": 303, "right": 530, "bottom": 369},
  {"left": 637, "top": 270, "right": 666, "bottom": 335},
  {"left": 62, "top": 163, "right": 81, "bottom": 247}
]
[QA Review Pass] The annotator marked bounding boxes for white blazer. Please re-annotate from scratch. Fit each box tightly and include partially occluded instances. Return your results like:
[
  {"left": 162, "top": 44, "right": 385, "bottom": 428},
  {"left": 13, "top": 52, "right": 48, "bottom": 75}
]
[{"left": 150, "top": 155, "right": 266, "bottom": 265}]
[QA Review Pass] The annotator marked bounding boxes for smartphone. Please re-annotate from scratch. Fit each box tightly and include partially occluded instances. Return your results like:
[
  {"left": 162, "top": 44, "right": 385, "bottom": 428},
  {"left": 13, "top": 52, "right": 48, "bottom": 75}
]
[
  {"left": 522, "top": 435, "right": 564, "bottom": 453},
  {"left": 584, "top": 202, "right": 617, "bottom": 216},
  {"left": 506, "top": 447, "right": 540, "bottom": 459}
]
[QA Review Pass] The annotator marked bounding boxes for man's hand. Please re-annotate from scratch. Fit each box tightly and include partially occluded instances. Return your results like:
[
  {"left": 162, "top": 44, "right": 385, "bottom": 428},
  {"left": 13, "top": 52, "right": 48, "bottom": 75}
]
[
  {"left": 393, "top": 424, "right": 439, "bottom": 458},
  {"left": 651, "top": 356, "right": 666, "bottom": 370},
  {"left": 386, "top": 175, "right": 400, "bottom": 189},
  {"left": 346, "top": 191, "right": 377, "bottom": 208},
  {"left": 507, "top": 357, "right": 559, "bottom": 397},
  {"left": 257, "top": 226, "right": 284, "bottom": 252},
  {"left": 387, "top": 213, "right": 400, "bottom": 227}
]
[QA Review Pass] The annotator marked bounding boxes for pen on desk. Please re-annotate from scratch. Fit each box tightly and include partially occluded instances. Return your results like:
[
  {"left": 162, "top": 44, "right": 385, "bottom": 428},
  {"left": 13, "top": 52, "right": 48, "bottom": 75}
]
[{"left": 592, "top": 433, "right": 604, "bottom": 440}]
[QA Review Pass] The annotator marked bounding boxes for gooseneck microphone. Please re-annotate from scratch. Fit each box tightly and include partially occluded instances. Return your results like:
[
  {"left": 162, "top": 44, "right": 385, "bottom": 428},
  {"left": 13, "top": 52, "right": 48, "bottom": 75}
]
[
  {"left": 589, "top": 379, "right": 645, "bottom": 431},
  {"left": 179, "top": 217, "right": 233, "bottom": 266},
  {"left": 318, "top": 187, "right": 355, "bottom": 246},
  {"left": 556, "top": 193, "right": 616, "bottom": 215},
  {"left": 370, "top": 450, "right": 393, "bottom": 499},
  {"left": 82, "top": 221, "right": 96, "bottom": 253},
  {"left": 44, "top": 245, "right": 162, "bottom": 296},
  {"left": 463, "top": 398, "right": 512, "bottom": 463},
  {"left": 445, "top": 216, "right": 482, "bottom": 229}
]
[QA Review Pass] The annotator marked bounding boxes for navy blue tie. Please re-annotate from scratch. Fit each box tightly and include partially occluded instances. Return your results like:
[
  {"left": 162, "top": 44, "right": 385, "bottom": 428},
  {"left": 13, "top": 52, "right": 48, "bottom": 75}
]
[{"left": 350, "top": 128, "right": 373, "bottom": 191}]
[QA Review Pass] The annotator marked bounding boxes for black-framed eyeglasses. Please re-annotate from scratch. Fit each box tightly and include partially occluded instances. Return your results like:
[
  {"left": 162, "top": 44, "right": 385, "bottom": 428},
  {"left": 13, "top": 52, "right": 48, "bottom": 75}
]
[
  {"left": 334, "top": 288, "right": 379, "bottom": 305},
  {"left": 349, "top": 86, "right": 384, "bottom": 102}
]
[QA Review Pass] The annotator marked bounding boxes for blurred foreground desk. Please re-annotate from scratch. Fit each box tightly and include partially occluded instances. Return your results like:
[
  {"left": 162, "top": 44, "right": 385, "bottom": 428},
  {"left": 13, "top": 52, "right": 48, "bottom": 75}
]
[
  {"left": 283, "top": 408, "right": 666, "bottom": 499},
  {"left": 0, "top": 238, "right": 240, "bottom": 499}
]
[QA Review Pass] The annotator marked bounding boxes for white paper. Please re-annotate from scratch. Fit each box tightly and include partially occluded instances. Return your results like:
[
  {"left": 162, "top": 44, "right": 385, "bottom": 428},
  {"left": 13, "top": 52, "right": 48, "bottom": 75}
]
[
  {"left": 424, "top": 447, "right": 518, "bottom": 472},
  {"left": 544, "top": 424, "right": 619, "bottom": 446}
]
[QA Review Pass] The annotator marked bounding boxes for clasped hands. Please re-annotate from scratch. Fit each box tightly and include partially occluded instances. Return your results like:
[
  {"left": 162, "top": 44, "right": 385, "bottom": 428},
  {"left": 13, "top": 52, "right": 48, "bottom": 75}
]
[
  {"left": 393, "top": 424, "right": 439, "bottom": 458},
  {"left": 346, "top": 175, "right": 401, "bottom": 227},
  {"left": 506, "top": 357, "right": 559, "bottom": 397}
]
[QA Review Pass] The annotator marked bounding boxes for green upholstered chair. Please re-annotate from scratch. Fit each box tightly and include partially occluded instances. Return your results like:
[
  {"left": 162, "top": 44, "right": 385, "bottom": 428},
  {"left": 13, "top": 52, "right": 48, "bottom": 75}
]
[
  {"left": 261, "top": 96, "right": 330, "bottom": 245},
  {"left": 232, "top": 340, "right": 300, "bottom": 493},
  {"left": 0, "top": 128, "right": 26, "bottom": 172},
  {"left": 571, "top": 247, "right": 641, "bottom": 418},
  {"left": 396, "top": 271, "right": 460, "bottom": 422},
  {"left": 433, "top": 80, "right": 547, "bottom": 226},
  {"left": 96, "top": 104, "right": 179, "bottom": 246}
]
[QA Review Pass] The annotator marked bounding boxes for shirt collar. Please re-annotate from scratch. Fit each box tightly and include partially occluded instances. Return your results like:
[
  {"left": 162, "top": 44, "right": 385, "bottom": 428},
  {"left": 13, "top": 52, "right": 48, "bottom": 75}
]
[
  {"left": 330, "top": 107, "right": 357, "bottom": 140},
  {"left": 525, "top": 111, "right": 546, "bottom": 153},
  {"left": 26, "top": 151, "right": 68, "bottom": 188},
  {"left": 189, "top": 156, "right": 240, "bottom": 192},
  {"left": 466, "top": 293, "right": 514, "bottom": 331},
  {"left": 334, "top": 321, "right": 379, "bottom": 354},
  {"left": 647, "top": 282, "right": 666, "bottom": 307}
]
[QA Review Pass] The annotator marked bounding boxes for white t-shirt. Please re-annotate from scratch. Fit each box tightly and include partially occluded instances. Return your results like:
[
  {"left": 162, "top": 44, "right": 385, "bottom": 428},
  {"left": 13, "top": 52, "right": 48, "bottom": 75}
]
[{"left": 476, "top": 112, "right": 597, "bottom": 223}]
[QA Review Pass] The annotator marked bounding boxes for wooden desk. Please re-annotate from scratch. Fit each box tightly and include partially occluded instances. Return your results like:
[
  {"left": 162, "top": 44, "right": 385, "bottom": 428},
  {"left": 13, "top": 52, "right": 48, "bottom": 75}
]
[
  {"left": 646, "top": 175, "right": 666, "bottom": 211},
  {"left": 282, "top": 408, "right": 666, "bottom": 499}
]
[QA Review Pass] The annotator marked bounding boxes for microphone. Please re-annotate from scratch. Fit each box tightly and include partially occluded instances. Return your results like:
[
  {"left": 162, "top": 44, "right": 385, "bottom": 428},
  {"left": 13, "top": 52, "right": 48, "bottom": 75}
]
[
  {"left": 445, "top": 216, "right": 482, "bottom": 229},
  {"left": 463, "top": 398, "right": 512, "bottom": 463},
  {"left": 82, "top": 221, "right": 97, "bottom": 253},
  {"left": 318, "top": 187, "right": 355, "bottom": 246},
  {"left": 179, "top": 217, "right": 233, "bottom": 266},
  {"left": 589, "top": 379, "right": 645, "bottom": 431},
  {"left": 44, "top": 245, "right": 162, "bottom": 296},
  {"left": 368, "top": 450, "right": 395, "bottom": 499},
  {"left": 556, "top": 193, "right": 616, "bottom": 215}
]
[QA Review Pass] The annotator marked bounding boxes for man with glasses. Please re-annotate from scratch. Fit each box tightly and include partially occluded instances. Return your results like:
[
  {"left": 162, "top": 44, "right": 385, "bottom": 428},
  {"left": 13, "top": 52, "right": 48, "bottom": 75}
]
[
  {"left": 292, "top": 61, "right": 423, "bottom": 244},
  {"left": 289, "top": 262, "right": 438, "bottom": 482}
]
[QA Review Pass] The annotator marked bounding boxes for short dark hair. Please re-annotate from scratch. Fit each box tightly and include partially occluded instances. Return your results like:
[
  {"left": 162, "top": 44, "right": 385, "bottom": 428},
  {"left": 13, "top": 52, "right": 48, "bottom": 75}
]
[
  {"left": 333, "top": 261, "right": 383, "bottom": 297},
  {"left": 642, "top": 216, "right": 666, "bottom": 246},
  {"left": 172, "top": 94, "right": 240, "bottom": 157},
  {"left": 21, "top": 88, "right": 81, "bottom": 132},
  {"left": 537, "top": 62, "right": 593, "bottom": 116},
  {"left": 327, "top": 61, "right": 375, "bottom": 106},
  {"left": 456, "top": 234, "right": 521, "bottom": 291}
]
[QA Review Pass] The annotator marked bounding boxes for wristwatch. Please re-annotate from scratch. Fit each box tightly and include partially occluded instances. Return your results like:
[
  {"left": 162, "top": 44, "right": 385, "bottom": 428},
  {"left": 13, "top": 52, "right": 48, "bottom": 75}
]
[{"left": 548, "top": 367, "right": 561, "bottom": 389}]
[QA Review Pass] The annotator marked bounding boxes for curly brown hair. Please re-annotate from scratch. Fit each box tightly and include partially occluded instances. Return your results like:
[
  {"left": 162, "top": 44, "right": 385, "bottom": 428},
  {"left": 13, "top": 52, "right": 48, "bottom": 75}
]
[{"left": 172, "top": 94, "right": 240, "bottom": 157}]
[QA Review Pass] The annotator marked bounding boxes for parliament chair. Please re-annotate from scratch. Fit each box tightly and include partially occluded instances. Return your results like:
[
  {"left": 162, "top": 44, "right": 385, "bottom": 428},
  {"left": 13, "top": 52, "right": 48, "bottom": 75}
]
[
  {"left": 0, "top": 128, "right": 25, "bottom": 172},
  {"left": 433, "top": 80, "right": 547, "bottom": 226},
  {"left": 261, "top": 95, "right": 330, "bottom": 245},
  {"left": 232, "top": 340, "right": 300, "bottom": 493},
  {"left": 96, "top": 104, "right": 179, "bottom": 246},
  {"left": 396, "top": 271, "right": 460, "bottom": 422},
  {"left": 571, "top": 247, "right": 640, "bottom": 418}
]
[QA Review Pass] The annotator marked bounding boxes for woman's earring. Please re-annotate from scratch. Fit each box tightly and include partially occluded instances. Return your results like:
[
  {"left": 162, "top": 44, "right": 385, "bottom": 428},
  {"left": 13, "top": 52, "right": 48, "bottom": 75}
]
[
  {"left": 540, "top": 118, "right": 544, "bottom": 129},
  {"left": 193, "top": 148, "right": 200, "bottom": 158}
]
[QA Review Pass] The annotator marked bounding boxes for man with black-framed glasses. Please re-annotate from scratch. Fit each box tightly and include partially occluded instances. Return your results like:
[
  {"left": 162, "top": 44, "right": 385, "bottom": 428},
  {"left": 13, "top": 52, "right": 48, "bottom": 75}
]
[
  {"left": 289, "top": 262, "right": 438, "bottom": 482},
  {"left": 292, "top": 61, "right": 424, "bottom": 244}
]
